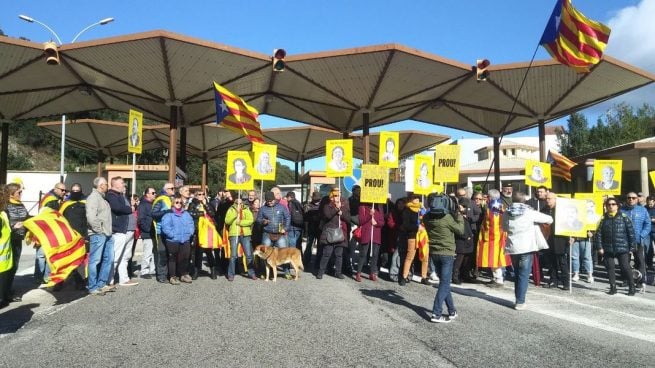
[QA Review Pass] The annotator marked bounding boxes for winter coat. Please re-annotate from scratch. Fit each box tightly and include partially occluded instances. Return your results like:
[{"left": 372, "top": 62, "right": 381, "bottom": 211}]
[
  {"left": 505, "top": 203, "right": 553, "bottom": 255},
  {"left": 105, "top": 189, "right": 133, "bottom": 234},
  {"left": 61, "top": 200, "right": 87, "bottom": 237},
  {"left": 621, "top": 204, "right": 651, "bottom": 246},
  {"left": 256, "top": 202, "right": 290, "bottom": 234},
  {"left": 224, "top": 204, "right": 254, "bottom": 237},
  {"left": 137, "top": 198, "right": 153, "bottom": 239},
  {"left": 423, "top": 212, "right": 465, "bottom": 256},
  {"left": 86, "top": 189, "right": 112, "bottom": 236},
  {"left": 161, "top": 209, "right": 194, "bottom": 244},
  {"left": 400, "top": 207, "right": 420, "bottom": 238},
  {"left": 595, "top": 212, "right": 636, "bottom": 256},
  {"left": 357, "top": 203, "right": 384, "bottom": 245},
  {"left": 455, "top": 219, "right": 474, "bottom": 254},
  {"left": 319, "top": 199, "right": 350, "bottom": 247}
]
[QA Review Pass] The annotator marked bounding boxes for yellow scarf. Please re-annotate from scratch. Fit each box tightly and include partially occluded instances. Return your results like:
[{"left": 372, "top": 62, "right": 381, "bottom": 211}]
[
  {"left": 9, "top": 198, "right": 22, "bottom": 205},
  {"left": 407, "top": 201, "right": 421, "bottom": 213}
]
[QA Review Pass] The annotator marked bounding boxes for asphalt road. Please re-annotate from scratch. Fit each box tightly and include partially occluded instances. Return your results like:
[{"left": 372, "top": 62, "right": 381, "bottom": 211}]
[{"left": 1, "top": 245, "right": 655, "bottom": 367}]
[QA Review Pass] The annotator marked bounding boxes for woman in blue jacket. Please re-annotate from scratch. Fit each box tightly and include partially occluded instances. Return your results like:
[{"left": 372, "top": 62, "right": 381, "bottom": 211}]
[{"left": 161, "top": 194, "right": 195, "bottom": 285}]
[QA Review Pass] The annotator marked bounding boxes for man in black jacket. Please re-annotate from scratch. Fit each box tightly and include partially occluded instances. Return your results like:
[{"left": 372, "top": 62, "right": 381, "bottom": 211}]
[
  {"left": 105, "top": 176, "right": 138, "bottom": 287},
  {"left": 542, "top": 192, "right": 570, "bottom": 290},
  {"left": 137, "top": 187, "right": 157, "bottom": 278}
]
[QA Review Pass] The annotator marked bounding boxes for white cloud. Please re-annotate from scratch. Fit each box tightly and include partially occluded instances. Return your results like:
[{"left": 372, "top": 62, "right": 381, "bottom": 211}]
[{"left": 605, "top": 0, "right": 655, "bottom": 72}]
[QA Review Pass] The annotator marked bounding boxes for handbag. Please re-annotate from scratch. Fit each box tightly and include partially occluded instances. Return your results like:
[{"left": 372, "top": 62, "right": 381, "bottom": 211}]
[
  {"left": 326, "top": 226, "right": 344, "bottom": 244},
  {"left": 352, "top": 226, "right": 362, "bottom": 243}
]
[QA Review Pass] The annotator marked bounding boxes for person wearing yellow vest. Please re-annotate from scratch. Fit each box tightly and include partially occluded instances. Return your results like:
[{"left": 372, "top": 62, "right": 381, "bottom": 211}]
[
  {"left": 151, "top": 183, "right": 175, "bottom": 283},
  {"left": 34, "top": 183, "right": 66, "bottom": 284},
  {"left": 5, "top": 183, "right": 30, "bottom": 302},
  {"left": 0, "top": 185, "right": 15, "bottom": 309},
  {"left": 224, "top": 194, "right": 256, "bottom": 281},
  {"left": 60, "top": 183, "right": 88, "bottom": 290}
]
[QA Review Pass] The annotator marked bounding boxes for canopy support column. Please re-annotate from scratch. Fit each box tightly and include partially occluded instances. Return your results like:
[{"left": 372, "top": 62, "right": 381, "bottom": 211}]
[
  {"left": 641, "top": 152, "right": 649, "bottom": 197},
  {"left": 493, "top": 136, "right": 501, "bottom": 189},
  {"left": 202, "top": 152, "right": 208, "bottom": 193},
  {"left": 538, "top": 120, "right": 546, "bottom": 162},
  {"left": 168, "top": 106, "right": 178, "bottom": 184},
  {"left": 96, "top": 150, "right": 104, "bottom": 178},
  {"left": 295, "top": 161, "right": 299, "bottom": 184},
  {"left": 179, "top": 126, "right": 187, "bottom": 174},
  {"left": 0, "top": 123, "right": 8, "bottom": 185},
  {"left": 363, "top": 112, "right": 370, "bottom": 164}
]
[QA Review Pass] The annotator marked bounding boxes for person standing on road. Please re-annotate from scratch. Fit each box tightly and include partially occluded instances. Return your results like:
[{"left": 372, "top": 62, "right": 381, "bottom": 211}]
[
  {"left": 187, "top": 190, "right": 218, "bottom": 280},
  {"left": 34, "top": 182, "right": 66, "bottom": 284},
  {"left": 105, "top": 177, "right": 138, "bottom": 287},
  {"left": 286, "top": 191, "right": 304, "bottom": 252},
  {"left": 161, "top": 194, "right": 195, "bottom": 285},
  {"left": 256, "top": 191, "right": 291, "bottom": 279},
  {"left": 541, "top": 192, "right": 570, "bottom": 290},
  {"left": 423, "top": 192, "right": 465, "bottom": 323},
  {"left": 477, "top": 189, "right": 509, "bottom": 288},
  {"left": 621, "top": 192, "right": 650, "bottom": 292},
  {"left": 151, "top": 183, "right": 175, "bottom": 283},
  {"left": 224, "top": 194, "right": 256, "bottom": 281},
  {"left": 60, "top": 183, "right": 88, "bottom": 289},
  {"left": 505, "top": 192, "right": 553, "bottom": 310},
  {"left": 136, "top": 187, "right": 157, "bottom": 279},
  {"left": 596, "top": 198, "right": 637, "bottom": 296},
  {"left": 355, "top": 202, "right": 384, "bottom": 282},
  {"left": 86, "top": 177, "right": 115, "bottom": 295},
  {"left": 316, "top": 188, "right": 350, "bottom": 280},
  {"left": 4, "top": 183, "right": 29, "bottom": 302},
  {"left": 303, "top": 191, "right": 322, "bottom": 268},
  {"left": 399, "top": 194, "right": 427, "bottom": 286}
]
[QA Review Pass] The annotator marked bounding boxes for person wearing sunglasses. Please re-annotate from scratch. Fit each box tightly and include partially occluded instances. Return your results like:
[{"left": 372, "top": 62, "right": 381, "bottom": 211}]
[
  {"left": 34, "top": 182, "right": 68, "bottom": 284},
  {"left": 136, "top": 187, "right": 157, "bottom": 279},
  {"left": 151, "top": 182, "right": 176, "bottom": 283},
  {"left": 161, "top": 194, "right": 195, "bottom": 285},
  {"left": 621, "top": 192, "right": 651, "bottom": 293},
  {"left": 595, "top": 198, "right": 637, "bottom": 295}
]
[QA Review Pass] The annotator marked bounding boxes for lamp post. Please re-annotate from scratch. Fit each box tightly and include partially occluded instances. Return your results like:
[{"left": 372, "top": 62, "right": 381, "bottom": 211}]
[{"left": 18, "top": 15, "right": 114, "bottom": 183}]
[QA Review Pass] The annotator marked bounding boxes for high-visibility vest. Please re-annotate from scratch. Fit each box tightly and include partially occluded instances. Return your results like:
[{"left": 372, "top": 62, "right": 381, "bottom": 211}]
[
  {"left": 0, "top": 211, "right": 13, "bottom": 273},
  {"left": 152, "top": 195, "right": 172, "bottom": 235},
  {"left": 59, "top": 199, "right": 86, "bottom": 214}
]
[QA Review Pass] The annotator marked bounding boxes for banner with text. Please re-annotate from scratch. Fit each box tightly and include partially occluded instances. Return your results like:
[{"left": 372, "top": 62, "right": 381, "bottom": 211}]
[
  {"left": 433, "top": 145, "right": 460, "bottom": 183},
  {"left": 360, "top": 164, "right": 389, "bottom": 204}
]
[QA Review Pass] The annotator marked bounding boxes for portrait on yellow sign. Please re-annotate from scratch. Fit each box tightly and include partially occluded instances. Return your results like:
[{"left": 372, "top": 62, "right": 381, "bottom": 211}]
[
  {"left": 252, "top": 142, "right": 277, "bottom": 181},
  {"left": 574, "top": 193, "right": 603, "bottom": 231},
  {"left": 326, "top": 139, "right": 353, "bottom": 178},
  {"left": 360, "top": 165, "right": 389, "bottom": 204},
  {"left": 433, "top": 145, "right": 460, "bottom": 183},
  {"left": 524, "top": 160, "right": 551, "bottom": 188},
  {"left": 554, "top": 198, "right": 587, "bottom": 238},
  {"left": 226, "top": 151, "right": 254, "bottom": 190},
  {"left": 378, "top": 131, "right": 399, "bottom": 168},
  {"left": 593, "top": 160, "right": 622, "bottom": 195},
  {"left": 413, "top": 155, "right": 433, "bottom": 195},
  {"left": 127, "top": 109, "right": 143, "bottom": 154}
]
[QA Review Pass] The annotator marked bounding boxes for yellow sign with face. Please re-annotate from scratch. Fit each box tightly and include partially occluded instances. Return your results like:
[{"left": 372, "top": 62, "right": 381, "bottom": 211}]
[
  {"left": 252, "top": 142, "right": 277, "bottom": 181},
  {"left": 360, "top": 164, "right": 389, "bottom": 204},
  {"left": 378, "top": 131, "right": 399, "bottom": 168},
  {"left": 128, "top": 109, "right": 143, "bottom": 154},
  {"left": 226, "top": 151, "right": 254, "bottom": 190},
  {"left": 554, "top": 197, "right": 587, "bottom": 238},
  {"left": 413, "top": 154, "right": 434, "bottom": 195},
  {"left": 326, "top": 139, "right": 353, "bottom": 178},
  {"left": 524, "top": 160, "right": 552, "bottom": 189},
  {"left": 593, "top": 160, "right": 622, "bottom": 195},
  {"left": 433, "top": 145, "right": 461, "bottom": 183},
  {"left": 574, "top": 193, "right": 603, "bottom": 231}
]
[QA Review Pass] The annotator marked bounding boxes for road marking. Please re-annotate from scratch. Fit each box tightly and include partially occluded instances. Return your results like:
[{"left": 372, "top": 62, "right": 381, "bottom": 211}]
[{"left": 17, "top": 266, "right": 35, "bottom": 276}]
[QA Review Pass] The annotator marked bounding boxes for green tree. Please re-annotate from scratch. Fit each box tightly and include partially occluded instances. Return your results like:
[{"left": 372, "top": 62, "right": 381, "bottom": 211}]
[{"left": 556, "top": 112, "right": 591, "bottom": 157}]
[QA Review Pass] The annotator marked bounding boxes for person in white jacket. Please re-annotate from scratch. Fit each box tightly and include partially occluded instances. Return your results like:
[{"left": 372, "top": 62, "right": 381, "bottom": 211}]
[{"left": 506, "top": 192, "right": 553, "bottom": 310}]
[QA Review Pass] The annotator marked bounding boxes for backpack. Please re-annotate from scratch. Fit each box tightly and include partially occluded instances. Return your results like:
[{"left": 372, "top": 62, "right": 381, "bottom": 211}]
[
  {"left": 428, "top": 193, "right": 454, "bottom": 216},
  {"left": 289, "top": 200, "right": 304, "bottom": 228}
]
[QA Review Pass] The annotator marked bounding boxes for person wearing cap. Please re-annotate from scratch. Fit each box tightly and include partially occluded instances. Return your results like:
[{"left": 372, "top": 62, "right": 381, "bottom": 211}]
[
  {"left": 256, "top": 191, "right": 292, "bottom": 279},
  {"left": 224, "top": 193, "right": 256, "bottom": 281},
  {"left": 286, "top": 191, "right": 304, "bottom": 252},
  {"left": 621, "top": 191, "right": 651, "bottom": 292},
  {"left": 303, "top": 192, "right": 323, "bottom": 267}
]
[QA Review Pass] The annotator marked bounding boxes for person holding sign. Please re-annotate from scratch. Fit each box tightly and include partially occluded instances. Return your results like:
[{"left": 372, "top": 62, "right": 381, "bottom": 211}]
[
  {"left": 542, "top": 193, "right": 570, "bottom": 290},
  {"left": 316, "top": 188, "right": 351, "bottom": 280},
  {"left": 328, "top": 145, "right": 348, "bottom": 172},
  {"left": 228, "top": 158, "right": 252, "bottom": 184},
  {"left": 354, "top": 203, "right": 384, "bottom": 282}
]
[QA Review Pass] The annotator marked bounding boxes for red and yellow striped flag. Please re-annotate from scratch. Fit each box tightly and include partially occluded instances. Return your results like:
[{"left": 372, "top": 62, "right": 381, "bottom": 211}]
[
  {"left": 197, "top": 215, "right": 222, "bottom": 249},
  {"left": 547, "top": 149, "right": 577, "bottom": 182},
  {"left": 540, "top": 0, "right": 611, "bottom": 72},
  {"left": 416, "top": 227, "right": 429, "bottom": 261},
  {"left": 23, "top": 210, "right": 87, "bottom": 286},
  {"left": 476, "top": 211, "right": 509, "bottom": 268},
  {"left": 214, "top": 81, "right": 264, "bottom": 143}
]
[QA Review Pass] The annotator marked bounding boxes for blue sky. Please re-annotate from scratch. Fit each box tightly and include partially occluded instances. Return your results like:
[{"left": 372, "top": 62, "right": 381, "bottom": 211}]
[{"left": 2, "top": 0, "right": 654, "bottom": 170}]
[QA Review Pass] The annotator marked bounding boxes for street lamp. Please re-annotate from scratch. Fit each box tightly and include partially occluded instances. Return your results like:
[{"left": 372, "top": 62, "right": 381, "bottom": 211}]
[{"left": 18, "top": 14, "right": 115, "bottom": 183}]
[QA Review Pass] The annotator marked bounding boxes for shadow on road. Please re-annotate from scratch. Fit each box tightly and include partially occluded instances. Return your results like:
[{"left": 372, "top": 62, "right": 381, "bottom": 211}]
[
  {"left": 0, "top": 303, "right": 38, "bottom": 334},
  {"left": 451, "top": 286, "right": 515, "bottom": 309},
  {"left": 360, "top": 288, "right": 431, "bottom": 320}
]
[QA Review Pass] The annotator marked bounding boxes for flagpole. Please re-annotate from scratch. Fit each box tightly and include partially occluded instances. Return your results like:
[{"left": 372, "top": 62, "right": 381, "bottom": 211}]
[
  {"left": 260, "top": 180, "right": 264, "bottom": 203},
  {"left": 370, "top": 204, "right": 374, "bottom": 258},
  {"left": 131, "top": 153, "right": 136, "bottom": 197}
]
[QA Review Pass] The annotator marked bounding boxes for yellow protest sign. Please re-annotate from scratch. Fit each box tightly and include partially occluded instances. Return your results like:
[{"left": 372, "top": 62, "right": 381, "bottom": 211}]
[
  {"left": 360, "top": 164, "right": 389, "bottom": 204},
  {"left": 524, "top": 160, "right": 552, "bottom": 189},
  {"left": 252, "top": 142, "right": 277, "bottom": 181},
  {"left": 574, "top": 193, "right": 603, "bottom": 231},
  {"left": 593, "top": 160, "right": 622, "bottom": 195},
  {"left": 433, "top": 145, "right": 460, "bottom": 183},
  {"left": 554, "top": 197, "right": 587, "bottom": 237},
  {"left": 379, "top": 131, "right": 399, "bottom": 168},
  {"left": 128, "top": 109, "right": 143, "bottom": 154},
  {"left": 226, "top": 151, "right": 254, "bottom": 190},
  {"left": 413, "top": 154, "right": 433, "bottom": 195},
  {"left": 649, "top": 171, "right": 655, "bottom": 189},
  {"left": 326, "top": 139, "right": 353, "bottom": 177}
]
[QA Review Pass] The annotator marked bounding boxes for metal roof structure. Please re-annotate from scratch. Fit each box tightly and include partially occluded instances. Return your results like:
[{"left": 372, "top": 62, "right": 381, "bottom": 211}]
[
  {"left": 3, "top": 30, "right": 655, "bottom": 137},
  {"left": 37, "top": 119, "right": 449, "bottom": 163}
]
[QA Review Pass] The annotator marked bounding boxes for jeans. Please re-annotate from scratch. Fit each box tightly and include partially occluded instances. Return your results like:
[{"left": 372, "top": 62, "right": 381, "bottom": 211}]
[
  {"left": 510, "top": 253, "right": 533, "bottom": 305},
  {"left": 34, "top": 246, "right": 50, "bottom": 283},
  {"left": 357, "top": 243, "right": 380, "bottom": 274},
  {"left": 228, "top": 235, "right": 254, "bottom": 278},
  {"left": 288, "top": 229, "right": 302, "bottom": 251},
  {"left": 431, "top": 254, "right": 455, "bottom": 316},
  {"left": 111, "top": 231, "right": 135, "bottom": 284},
  {"left": 154, "top": 234, "right": 168, "bottom": 282},
  {"left": 263, "top": 232, "right": 289, "bottom": 275},
  {"left": 88, "top": 234, "right": 114, "bottom": 292},
  {"left": 572, "top": 239, "right": 593, "bottom": 274}
]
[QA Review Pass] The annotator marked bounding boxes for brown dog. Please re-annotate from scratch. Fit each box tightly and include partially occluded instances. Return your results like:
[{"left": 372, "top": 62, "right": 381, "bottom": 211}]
[{"left": 253, "top": 245, "right": 304, "bottom": 282}]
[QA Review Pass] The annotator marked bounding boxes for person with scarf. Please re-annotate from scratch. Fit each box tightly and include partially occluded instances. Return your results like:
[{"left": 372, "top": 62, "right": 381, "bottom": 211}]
[
  {"left": 477, "top": 189, "right": 509, "bottom": 288},
  {"left": 355, "top": 202, "right": 384, "bottom": 282},
  {"left": 316, "top": 188, "right": 350, "bottom": 279},
  {"left": 161, "top": 194, "right": 195, "bottom": 285},
  {"left": 224, "top": 194, "right": 257, "bottom": 281},
  {"left": 4, "top": 183, "right": 29, "bottom": 302},
  {"left": 399, "top": 194, "right": 428, "bottom": 286},
  {"left": 151, "top": 182, "right": 175, "bottom": 283}
]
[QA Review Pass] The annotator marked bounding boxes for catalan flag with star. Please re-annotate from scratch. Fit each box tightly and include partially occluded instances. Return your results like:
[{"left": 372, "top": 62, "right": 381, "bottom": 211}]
[
  {"left": 213, "top": 81, "right": 264, "bottom": 143},
  {"left": 539, "top": 0, "right": 611, "bottom": 73},
  {"left": 23, "top": 210, "right": 87, "bottom": 286}
]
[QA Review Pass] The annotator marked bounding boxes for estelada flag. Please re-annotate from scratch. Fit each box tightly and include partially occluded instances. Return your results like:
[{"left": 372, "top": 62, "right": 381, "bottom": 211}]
[
  {"left": 476, "top": 210, "right": 510, "bottom": 269},
  {"left": 23, "top": 210, "right": 87, "bottom": 286},
  {"left": 540, "top": 0, "right": 611, "bottom": 72},
  {"left": 416, "top": 228, "right": 429, "bottom": 262},
  {"left": 214, "top": 81, "right": 264, "bottom": 143},
  {"left": 197, "top": 214, "right": 222, "bottom": 249}
]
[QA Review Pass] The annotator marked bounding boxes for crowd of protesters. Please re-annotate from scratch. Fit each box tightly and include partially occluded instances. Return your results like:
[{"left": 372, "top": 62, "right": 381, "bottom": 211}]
[{"left": 1, "top": 178, "right": 653, "bottom": 326}]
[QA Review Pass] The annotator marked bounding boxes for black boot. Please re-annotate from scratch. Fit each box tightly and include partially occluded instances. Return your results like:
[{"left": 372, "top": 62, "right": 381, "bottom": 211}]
[
  {"left": 628, "top": 283, "right": 636, "bottom": 296},
  {"left": 210, "top": 267, "right": 217, "bottom": 280},
  {"left": 608, "top": 285, "right": 617, "bottom": 295},
  {"left": 191, "top": 267, "right": 199, "bottom": 280}
]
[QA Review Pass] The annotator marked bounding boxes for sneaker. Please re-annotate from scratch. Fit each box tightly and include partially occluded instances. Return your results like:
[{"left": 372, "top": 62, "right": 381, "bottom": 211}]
[
  {"left": 448, "top": 311, "right": 458, "bottom": 320},
  {"left": 120, "top": 279, "right": 139, "bottom": 286},
  {"left": 100, "top": 285, "right": 117, "bottom": 293},
  {"left": 514, "top": 303, "right": 527, "bottom": 311},
  {"left": 335, "top": 274, "right": 345, "bottom": 280},
  {"left": 227, "top": 276, "right": 234, "bottom": 282},
  {"left": 250, "top": 274, "right": 258, "bottom": 281},
  {"left": 180, "top": 275, "right": 193, "bottom": 283},
  {"left": 430, "top": 314, "right": 451, "bottom": 323},
  {"left": 587, "top": 274, "right": 594, "bottom": 284},
  {"left": 169, "top": 277, "right": 180, "bottom": 285},
  {"left": 354, "top": 273, "right": 362, "bottom": 282},
  {"left": 429, "top": 272, "right": 440, "bottom": 283},
  {"left": 284, "top": 274, "right": 293, "bottom": 280},
  {"left": 399, "top": 277, "right": 408, "bottom": 286},
  {"left": 89, "top": 289, "right": 105, "bottom": 296},
  {"left": 571, "top": 273, "right": 579, "bottom": 282},
  {"left": 421, "top": 278, "right": 431, "bottom": 285}
]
